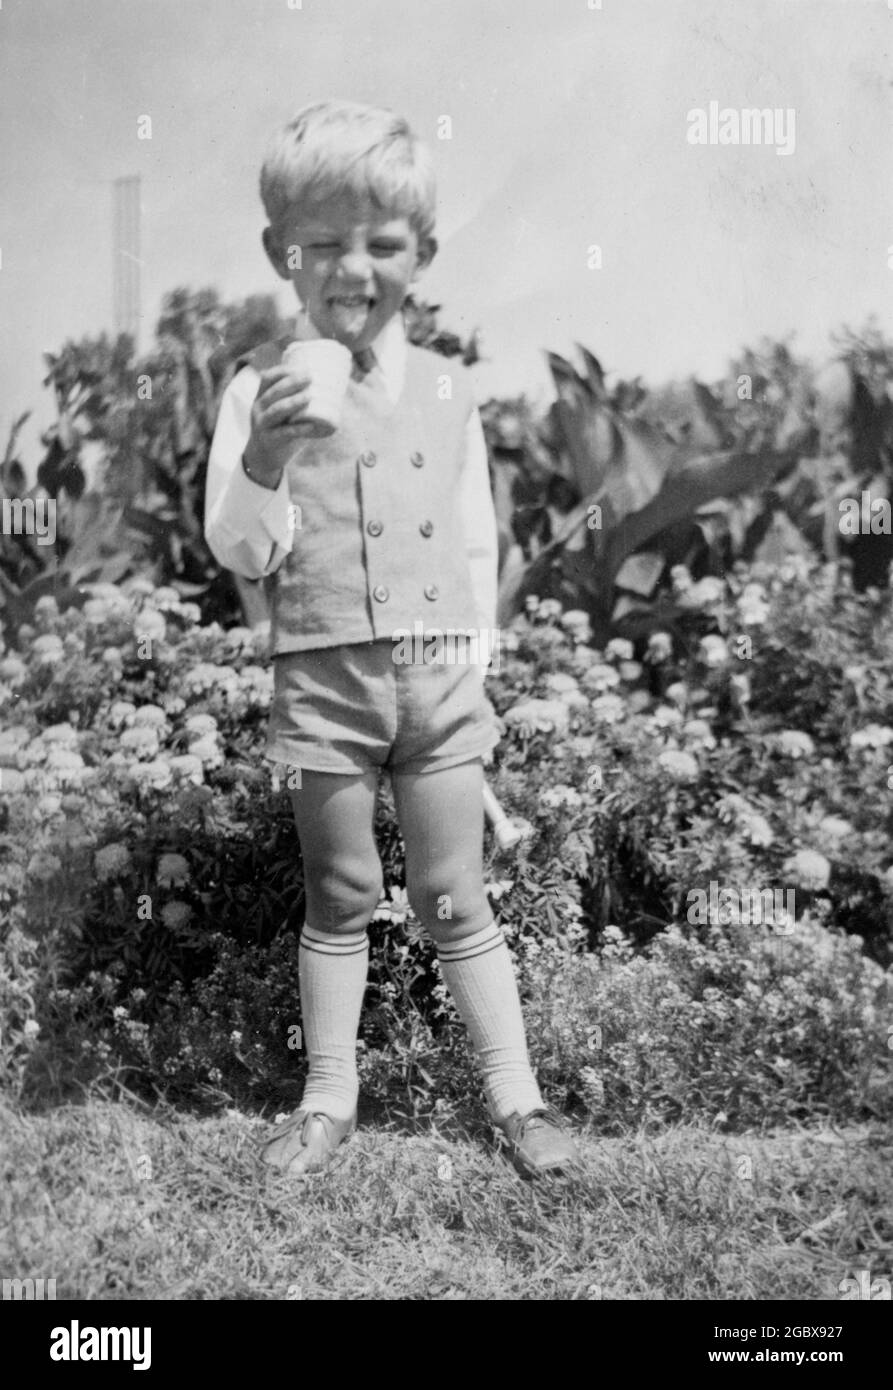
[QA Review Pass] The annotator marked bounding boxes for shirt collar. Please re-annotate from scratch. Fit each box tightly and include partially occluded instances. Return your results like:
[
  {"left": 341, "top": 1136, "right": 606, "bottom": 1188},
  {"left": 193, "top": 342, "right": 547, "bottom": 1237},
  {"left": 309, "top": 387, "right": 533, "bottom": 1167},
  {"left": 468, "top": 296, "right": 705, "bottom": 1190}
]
[{"left": 291, "top": 307, "right": 406, "bottom": 398}]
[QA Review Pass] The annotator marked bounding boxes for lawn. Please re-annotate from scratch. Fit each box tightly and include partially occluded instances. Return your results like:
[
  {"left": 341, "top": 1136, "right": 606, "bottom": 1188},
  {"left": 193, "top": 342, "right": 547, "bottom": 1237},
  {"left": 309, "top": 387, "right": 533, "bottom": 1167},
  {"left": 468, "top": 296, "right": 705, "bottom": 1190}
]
[{"left": 2, "top": 1096, "right": 890, "bottom": 1301}]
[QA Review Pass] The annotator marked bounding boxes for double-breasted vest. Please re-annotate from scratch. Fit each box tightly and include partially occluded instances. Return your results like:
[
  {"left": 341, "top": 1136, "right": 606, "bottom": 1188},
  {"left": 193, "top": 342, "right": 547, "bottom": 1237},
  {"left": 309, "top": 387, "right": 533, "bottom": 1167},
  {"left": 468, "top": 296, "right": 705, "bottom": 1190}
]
[{"left": 240, "top": 340, "right": 479, "bottom": 655}]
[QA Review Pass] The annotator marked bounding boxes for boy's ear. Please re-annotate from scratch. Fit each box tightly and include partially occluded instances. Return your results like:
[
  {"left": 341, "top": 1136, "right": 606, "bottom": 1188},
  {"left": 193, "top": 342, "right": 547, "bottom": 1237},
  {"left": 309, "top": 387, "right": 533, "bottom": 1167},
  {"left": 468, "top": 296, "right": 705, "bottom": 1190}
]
[
  {"left": 262, "top": 226, "right": 292, "bottom": 281},
  {"left": 414, "top": 235, "right": 438, "bottom": 276}
]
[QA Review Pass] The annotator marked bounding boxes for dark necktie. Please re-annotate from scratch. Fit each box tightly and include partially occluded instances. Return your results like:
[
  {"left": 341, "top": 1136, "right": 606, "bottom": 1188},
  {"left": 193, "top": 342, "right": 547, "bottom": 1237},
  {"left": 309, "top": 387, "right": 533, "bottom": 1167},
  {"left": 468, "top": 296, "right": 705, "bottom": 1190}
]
[{"left": 351, "top": 347, "right": 378, "bottom": 383}]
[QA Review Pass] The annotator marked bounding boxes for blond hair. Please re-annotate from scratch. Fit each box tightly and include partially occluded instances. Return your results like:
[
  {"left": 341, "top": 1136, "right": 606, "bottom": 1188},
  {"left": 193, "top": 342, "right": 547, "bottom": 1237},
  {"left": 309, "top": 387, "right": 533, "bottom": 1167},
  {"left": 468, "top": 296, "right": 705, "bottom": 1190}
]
[{"left": 260, "top": 100, "right": 436, "bottom": 242}]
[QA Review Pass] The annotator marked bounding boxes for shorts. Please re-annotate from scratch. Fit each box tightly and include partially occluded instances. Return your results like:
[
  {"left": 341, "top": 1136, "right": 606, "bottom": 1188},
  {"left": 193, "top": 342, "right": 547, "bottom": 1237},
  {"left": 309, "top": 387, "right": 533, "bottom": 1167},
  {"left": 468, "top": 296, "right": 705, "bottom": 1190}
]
[{"left": 266, "top": 639, "right": 500, "bottom": 776}]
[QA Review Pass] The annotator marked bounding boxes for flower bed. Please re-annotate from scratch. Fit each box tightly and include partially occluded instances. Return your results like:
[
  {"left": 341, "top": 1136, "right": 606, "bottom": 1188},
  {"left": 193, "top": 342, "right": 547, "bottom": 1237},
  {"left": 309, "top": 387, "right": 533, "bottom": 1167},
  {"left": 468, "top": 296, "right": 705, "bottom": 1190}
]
[{"left": 1, "top": 561, "right": 891, "bottom": 1125}]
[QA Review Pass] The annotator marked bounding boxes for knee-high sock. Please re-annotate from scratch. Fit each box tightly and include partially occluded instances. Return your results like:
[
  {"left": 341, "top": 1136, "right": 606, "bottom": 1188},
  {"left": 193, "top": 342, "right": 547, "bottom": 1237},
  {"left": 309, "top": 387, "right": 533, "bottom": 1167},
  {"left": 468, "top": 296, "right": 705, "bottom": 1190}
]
[
  {"left": 436, "top": 920, "right": 544, "bottom": 1122},
  {"left": 298, "top": 924, "right": 368, "bottom": 1122}
]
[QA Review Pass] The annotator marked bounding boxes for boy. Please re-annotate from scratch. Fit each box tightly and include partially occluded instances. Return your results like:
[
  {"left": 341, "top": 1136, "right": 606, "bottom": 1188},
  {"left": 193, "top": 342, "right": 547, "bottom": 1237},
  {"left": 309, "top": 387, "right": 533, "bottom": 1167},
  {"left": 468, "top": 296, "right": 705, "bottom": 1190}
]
[{"left": 205, "top": 100, "right": 579, "bottom": 1178}]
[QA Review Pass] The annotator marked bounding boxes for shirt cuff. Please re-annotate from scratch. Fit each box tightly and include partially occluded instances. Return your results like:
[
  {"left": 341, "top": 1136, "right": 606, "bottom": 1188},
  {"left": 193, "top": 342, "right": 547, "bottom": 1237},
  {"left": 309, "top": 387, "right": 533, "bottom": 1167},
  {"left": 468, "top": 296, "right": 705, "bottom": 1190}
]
[{"left": 225, "top": 459, "right": 295, "bottom": 555}]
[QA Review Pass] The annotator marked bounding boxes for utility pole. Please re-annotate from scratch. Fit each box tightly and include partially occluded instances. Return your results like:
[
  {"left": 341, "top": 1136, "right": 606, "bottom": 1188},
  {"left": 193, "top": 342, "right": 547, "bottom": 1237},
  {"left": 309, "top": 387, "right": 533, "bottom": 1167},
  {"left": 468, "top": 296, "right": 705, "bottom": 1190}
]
[{"left": 113, "top": 175, "right": 141, "bottom": 350}]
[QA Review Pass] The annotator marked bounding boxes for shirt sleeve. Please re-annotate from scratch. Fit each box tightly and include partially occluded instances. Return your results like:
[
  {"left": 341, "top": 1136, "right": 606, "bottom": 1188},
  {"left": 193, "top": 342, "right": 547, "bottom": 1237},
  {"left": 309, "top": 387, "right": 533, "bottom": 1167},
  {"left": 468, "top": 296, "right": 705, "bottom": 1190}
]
[
  {"left": 458, "top": 405, "right": 498, "bottom": 634},
  {"left": 204, "top": 366, "right": 295, "bottom": 581}
]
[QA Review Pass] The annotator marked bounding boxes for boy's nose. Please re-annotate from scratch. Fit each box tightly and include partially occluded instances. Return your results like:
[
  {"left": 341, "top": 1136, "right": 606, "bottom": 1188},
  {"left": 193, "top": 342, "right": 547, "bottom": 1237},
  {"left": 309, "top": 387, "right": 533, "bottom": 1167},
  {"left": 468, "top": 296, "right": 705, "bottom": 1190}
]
[{"left": 336, "top": 247, "right": 372, "bottom": 277}]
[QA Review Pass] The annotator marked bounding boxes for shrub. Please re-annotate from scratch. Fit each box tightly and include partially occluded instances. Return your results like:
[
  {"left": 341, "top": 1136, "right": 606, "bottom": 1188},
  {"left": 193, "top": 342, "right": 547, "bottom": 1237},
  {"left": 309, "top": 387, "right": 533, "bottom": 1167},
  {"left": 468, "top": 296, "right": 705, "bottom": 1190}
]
[{"left": 1, "top": 561, "right": 892, "bottom": 1124}]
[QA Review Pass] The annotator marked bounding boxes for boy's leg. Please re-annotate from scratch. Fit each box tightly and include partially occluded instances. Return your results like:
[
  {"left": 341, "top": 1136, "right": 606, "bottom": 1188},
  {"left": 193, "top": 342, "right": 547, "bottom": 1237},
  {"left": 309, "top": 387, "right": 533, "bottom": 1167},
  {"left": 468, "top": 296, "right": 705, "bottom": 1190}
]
[
  {"left": 391, "top": 758, "right": 544, "bottom": 1123},
  {"left": 288, "top": 770, "right": 381, "bottom": 1121}
]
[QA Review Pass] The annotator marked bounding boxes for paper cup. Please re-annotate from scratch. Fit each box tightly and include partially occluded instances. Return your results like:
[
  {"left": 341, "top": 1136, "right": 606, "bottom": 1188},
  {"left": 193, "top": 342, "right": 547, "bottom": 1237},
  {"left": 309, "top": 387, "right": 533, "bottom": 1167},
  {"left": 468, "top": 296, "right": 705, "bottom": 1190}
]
[{"left": 281, "top": 339, "right": 353, "bottom": 437}]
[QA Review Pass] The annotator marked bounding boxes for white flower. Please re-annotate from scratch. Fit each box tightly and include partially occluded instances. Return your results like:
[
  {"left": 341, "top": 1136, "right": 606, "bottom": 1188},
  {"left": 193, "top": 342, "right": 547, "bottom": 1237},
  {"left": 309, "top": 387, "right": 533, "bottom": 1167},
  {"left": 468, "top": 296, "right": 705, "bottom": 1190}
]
[
  {"left": 782, "top": 849, "right": 831, "bottom": 891},
  {"left": 561, "top": 610, "right": 593, "bottom": 643},
  {"left": 35, "top": 793, "right": 64, "bottom": 820},
  {"left": 147, "top": 586, "right": 181, "bottom": 611},
  {"left": 0, "top": 655, "right": 27, "bottom": 686},
  {"left": 45, "top": 747, "right": 86, "bottom": 785},
  {"left": 23, "top": 1019, "right": 41, "bottom": 1039},
  {"left": 31, "top": 634, "right": 64, "bottom": 665},
  {"left": 777, "top": 729, "right": 815, "bottom": 759},
  {"left": 134, "top": 609, "right": 166, "bottom": 644},
  {"left": 108, "top": 701, "right": 137, "bottom": 730},
  {"left": 182, "top": 663, "right": 237, "bottom": 697},
  {"left": 618, "top": 660, "right": 643, "bottom": 683},
  {"left": 590, "top": 693, "right": 627, "bottom": 724},
  {"left": 372, "top": 887, "right": 412, "bottom": 924},
  {"left": 238, "top": 665, "right": 274, "bottom": 704},
  {"left": 539, "top": 784, "right": 583, "bottom": 812},
  {"left": 651, "top": 704, "right": 684, "bottom": 729},
  {"left": 502, "top": 699, "right": 570, "bottom": 735},
  {"left": 0, "top": 768, "right": 26, "bottom": 795},
  {"left": 177, "top": 602, "right": 202, "bottom": 625},
  {"left": 604, "top": 638, "right": 634, "bottom": 663},
  {"left": 0, "top": 725, "right": 32, "bottom": 764},
  {"left": 665, "top": 682, "right": 689, "bottom": 708},
  {"left": 737, "top": 584, "right": 770, "bottom": 626},
  {"left": 698, "top": 634, "right": 730, "bottom": 667},
  {"left": 222, "top": 626, "right": 256, "bottom": 654},
  {"left": 42, "top": 722, "right": 79, "bottom": 748},
  {"left": 682, "top": 719, "right": 717, "bottom": 751},
  {"left": 169, "top": 754, "right": 204, "bottom": 785},
  {"left": 581, "top": 664, "right": 621, "bottom": 695},
  {"left": 131, "top": 704, "right": 168, "bottom": 730},
  {"left": 34, "top": 595, "right": 59, "bottom": 621},
  {"left": 161, "top": 900, "right": 193, "bottom": 931},
  {"left": 850, "top": 724, "right": 893, "bottom": 752},
  {"left": 645, "top": 632, "right": 673, "bottom": 664},
  {"left": 120, "top": 726, "right": 161, "bottom": 760},
  {"left": 95, "top": 843, "right": 132, "bottom": 881},
  {"left": 188, "top": 734, "right": 223, "bottom": 768},
  {"left": 184, "top": 713, "right": 219, "bottom": 739},
  {"left": 536, "top": 599, "right": 563, "bottom": 623},
  {"left": 816, "top": 815, "right": 854, "bottom": 845},
  {"left": 101, "top": 647, "right": 124, "bottom": 668},
  {"left": 26, "top": 850, "right": 63, "bottom": 882},
  {"left": 157, "top": 852, "right": 190, "bottom": 888},
  {"left": 570, "top": 645, "right": 599, "bottom": 671},
  {"left": 142, "top": 758, "right": 173, "bottom": 791},
  {"left": 544, "top": 672, "right": 579, "bottom": 696},
  {"left": 658, "top": 750, "right": 700, "bottom": 783}
]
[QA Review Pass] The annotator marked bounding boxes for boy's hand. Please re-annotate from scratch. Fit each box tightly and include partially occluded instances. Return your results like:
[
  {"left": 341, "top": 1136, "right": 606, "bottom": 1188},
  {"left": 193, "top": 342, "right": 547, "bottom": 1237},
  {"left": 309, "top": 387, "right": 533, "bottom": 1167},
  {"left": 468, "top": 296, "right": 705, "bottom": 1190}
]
[{"left": 243, "top": 365, "right": 317, "bottom": 486}]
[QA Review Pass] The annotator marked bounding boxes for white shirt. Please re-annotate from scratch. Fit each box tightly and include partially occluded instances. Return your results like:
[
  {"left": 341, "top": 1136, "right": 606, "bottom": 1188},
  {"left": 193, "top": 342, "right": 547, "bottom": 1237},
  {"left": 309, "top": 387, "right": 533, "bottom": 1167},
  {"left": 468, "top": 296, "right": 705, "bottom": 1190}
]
[{"left": 204, "top": 312, "right": 498, "bottom": 632}]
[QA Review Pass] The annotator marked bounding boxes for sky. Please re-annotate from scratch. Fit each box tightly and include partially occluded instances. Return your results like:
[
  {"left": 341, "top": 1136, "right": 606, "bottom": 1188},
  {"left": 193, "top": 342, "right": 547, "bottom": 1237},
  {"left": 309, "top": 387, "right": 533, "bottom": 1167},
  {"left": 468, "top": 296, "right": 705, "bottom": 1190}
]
[{"left": 1, "top": 0, "right": 892, "bottom": 465}]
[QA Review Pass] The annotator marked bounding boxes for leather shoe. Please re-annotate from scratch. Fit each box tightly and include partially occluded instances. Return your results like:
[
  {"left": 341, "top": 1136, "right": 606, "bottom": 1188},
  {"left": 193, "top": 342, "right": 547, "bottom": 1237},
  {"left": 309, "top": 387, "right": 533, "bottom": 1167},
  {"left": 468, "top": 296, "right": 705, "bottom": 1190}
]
[
  {"left": 496, "top": 1108, "right": 581, "bottom": 1178},
  {"left": 260, "top": 1108, "right": 356, "bottom": 1178}
]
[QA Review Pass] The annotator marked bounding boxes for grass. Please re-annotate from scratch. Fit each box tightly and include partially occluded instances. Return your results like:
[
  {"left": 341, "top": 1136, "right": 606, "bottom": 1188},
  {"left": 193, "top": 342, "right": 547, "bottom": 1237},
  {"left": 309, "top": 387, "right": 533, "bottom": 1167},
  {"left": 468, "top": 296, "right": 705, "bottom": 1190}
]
[{"left": 1, "top": 1093, "right": 891, "bottom": 1300}]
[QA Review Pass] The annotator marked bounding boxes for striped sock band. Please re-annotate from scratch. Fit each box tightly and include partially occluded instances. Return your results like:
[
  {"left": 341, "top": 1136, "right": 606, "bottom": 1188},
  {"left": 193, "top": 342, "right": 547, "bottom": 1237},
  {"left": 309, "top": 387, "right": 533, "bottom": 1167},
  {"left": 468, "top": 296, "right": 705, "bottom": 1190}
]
[
  {"left": 436, "top": 920, "right": 544, "bottom": 1123},
  {"left": 297, "top": 924, "right": 369, "bottom": 1122}
]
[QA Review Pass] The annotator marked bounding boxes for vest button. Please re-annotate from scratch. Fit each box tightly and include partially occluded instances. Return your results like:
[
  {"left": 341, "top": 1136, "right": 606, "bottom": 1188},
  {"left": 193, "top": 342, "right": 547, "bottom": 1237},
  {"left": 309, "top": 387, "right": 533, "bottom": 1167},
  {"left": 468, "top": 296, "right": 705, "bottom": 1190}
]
[
  {"left": 373, "top": 585, "right": 389, "bottom": 603},
  {"left": 424, "top": 584, "right": 439, "bottom": 601},
  {"left": 366, "top": 520, "right": 383, "bottom": 537},
  {"left": 359, "top": 452, "right": 377, "bottom": 468},
  {"left": 410, "top": 451, "right": 425, "bottom": 468},
  {"left": 419, "top": 520, "right": 433, "bottom": 538}
]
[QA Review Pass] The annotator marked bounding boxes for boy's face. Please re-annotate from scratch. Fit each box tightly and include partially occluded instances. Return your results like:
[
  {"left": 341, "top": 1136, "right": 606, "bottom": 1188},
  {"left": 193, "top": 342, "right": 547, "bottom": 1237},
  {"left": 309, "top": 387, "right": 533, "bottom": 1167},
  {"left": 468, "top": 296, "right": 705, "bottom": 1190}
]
[{"left": 264, "top": 192, "right": 435, "bottom": 350}]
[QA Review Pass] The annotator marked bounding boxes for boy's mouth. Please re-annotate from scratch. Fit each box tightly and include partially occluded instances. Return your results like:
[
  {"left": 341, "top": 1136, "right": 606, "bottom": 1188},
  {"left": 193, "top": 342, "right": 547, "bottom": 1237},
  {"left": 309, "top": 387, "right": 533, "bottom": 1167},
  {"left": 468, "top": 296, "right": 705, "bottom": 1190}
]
[{"left": 326, "top": 294, "right": 375, "bottom": 337}]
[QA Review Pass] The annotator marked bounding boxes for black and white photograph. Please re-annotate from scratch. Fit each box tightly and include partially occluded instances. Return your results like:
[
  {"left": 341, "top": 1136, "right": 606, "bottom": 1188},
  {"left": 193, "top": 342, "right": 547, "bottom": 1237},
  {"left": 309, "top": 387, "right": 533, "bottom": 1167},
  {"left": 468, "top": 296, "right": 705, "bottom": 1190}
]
[{"left": 1, "top": 0, "right": 892, "bottom": 1333}]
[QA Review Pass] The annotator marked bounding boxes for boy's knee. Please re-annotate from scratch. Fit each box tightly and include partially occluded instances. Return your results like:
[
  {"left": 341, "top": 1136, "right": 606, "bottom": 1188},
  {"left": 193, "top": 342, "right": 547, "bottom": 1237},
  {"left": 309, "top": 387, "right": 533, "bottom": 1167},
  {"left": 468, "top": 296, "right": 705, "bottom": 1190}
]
[
  {"left": 304, "top": 853, "right": 383, "bottom": 935},
  {"left": 405, "top": 867, "right": 490, "bottom": 942}
]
